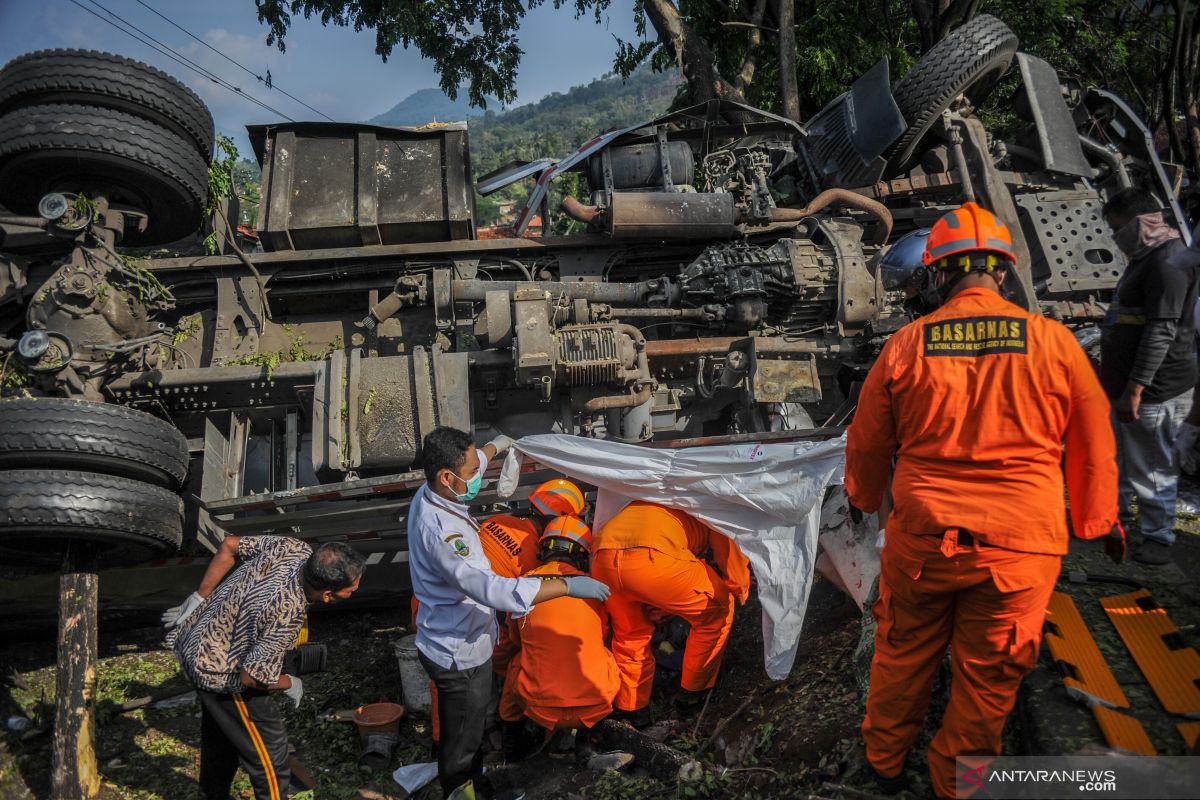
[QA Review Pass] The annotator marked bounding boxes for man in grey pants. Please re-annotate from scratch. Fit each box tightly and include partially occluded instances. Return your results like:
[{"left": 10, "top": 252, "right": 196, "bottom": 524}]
[
  {"left": 407, "top": 426, "right": 610, "bottom": 798},
  {"left": 1101, "top": 187, "right": 1198, "bottom": 564}
]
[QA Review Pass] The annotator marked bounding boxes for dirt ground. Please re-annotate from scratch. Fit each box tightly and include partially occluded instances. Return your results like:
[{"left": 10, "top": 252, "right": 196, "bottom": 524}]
[
  {"left": 3, "top": 501, "right": 1199, "bottom": 799},
  {"left": 0, "top": 572, "right": 876, "bottom": 800}
]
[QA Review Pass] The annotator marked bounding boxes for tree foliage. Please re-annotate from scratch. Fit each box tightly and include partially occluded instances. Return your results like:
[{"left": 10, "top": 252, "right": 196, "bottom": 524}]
[{"left": 253, "top": 0, "right": 612, "bottom": 107}]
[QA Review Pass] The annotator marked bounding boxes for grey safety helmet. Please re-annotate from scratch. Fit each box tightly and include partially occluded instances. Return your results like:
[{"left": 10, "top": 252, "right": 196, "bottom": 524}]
[{"left": 879, "top": 229, "right": 931, "bottom": 291}]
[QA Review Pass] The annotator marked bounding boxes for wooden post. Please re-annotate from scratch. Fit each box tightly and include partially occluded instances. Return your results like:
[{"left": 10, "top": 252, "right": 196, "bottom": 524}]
[{"left": 51, "top": 549, "right": 101, "bottom": 800}]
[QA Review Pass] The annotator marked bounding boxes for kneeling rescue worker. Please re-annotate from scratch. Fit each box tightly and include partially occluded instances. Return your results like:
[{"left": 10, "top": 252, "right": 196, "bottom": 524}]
[
  {"left": 499, "top": 514, "right": 619, "bottom": 754},
  {"left": 591, "top": 502, "right": 750, "bottom": 726},
  {"left": 846, "top": 202, "right": 1122, "bottom": 798}
]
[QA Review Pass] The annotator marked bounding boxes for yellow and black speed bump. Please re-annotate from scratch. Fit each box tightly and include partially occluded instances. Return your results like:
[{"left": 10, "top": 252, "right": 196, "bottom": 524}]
[
  {"left": 1101, "top": 589, "right": 1200, "bottom": 718},
  {"left": 1043, "top": 591, "right": 1130, "bottom": 709}
]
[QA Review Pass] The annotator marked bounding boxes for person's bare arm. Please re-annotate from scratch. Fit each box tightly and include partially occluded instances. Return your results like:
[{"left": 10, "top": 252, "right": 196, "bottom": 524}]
[
  {"left": 531, "top": 577, "right": 568, "bottom": 603},
  {"left": 197, "top": 536, "right": 241, "bottom": 598}
]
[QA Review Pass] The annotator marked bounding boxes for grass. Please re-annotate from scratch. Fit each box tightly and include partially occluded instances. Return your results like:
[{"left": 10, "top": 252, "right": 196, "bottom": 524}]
[{"left": 1, "top": 610, "right": 423, "bottom": 800}]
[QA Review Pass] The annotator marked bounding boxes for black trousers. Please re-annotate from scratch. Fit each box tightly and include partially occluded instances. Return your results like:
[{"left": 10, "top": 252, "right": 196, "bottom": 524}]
[
  {"left": 198, "top": 688, "right": 290, "bottom": 800},
  {"left": 419, "top": 651, "right": 494, "bottom": 798}
]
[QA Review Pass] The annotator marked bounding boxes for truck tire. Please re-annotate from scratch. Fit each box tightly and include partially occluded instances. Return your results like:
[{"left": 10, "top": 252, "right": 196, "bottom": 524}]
[
  {"left": 0, "top": 398, "right": 189, "bottom": 489},
  {"left": 0, "top": 103, "right": 207, "bottom": 246},
  {"left": 0, "top": 470, "right": 183, "bottom": 567},
  {"left": 885, "top": 14, "right": 1018, "bottom": 174},
  {"left": 0, "top": 49, "right": 214, "bottom": 159}
]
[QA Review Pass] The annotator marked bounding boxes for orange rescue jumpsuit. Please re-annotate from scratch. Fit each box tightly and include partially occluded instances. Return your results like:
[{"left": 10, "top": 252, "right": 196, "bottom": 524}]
[
  {"left": 412, "top": 513, "right": 541, "bottom": 743},
  {"left": 591, "top": 502, "right": 751, "bottom": 712},
  {"left": 479, "top": 515, "right": 543, "bottom": 674},
  {"left": 846, "top": 287, "right": 1117, "bottom": 798},
  {"left": 499, "top": 560, "right": 620, "bottom": 730}
]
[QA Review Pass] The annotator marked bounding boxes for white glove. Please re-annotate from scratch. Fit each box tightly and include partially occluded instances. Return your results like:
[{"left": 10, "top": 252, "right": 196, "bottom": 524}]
[
  {"left": 488, "top": 434, "right": 515, "bottom": 455},
  {"left": 162, "top": 592, "right": 205, "bottom": 629},
  {"left": 564, "top": 576, "right": 611, "bottom": 601},
  {"left": 282, "top": 675, "right": 303, "bottom": 708},
  {"left": 1176, "top": 422, "right": 1200, "bottom": 474}
]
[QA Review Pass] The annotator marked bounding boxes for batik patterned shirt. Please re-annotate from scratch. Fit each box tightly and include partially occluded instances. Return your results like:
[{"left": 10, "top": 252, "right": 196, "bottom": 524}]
[{"left": 169, "top": 536, "right": 311, "bottom": 693}]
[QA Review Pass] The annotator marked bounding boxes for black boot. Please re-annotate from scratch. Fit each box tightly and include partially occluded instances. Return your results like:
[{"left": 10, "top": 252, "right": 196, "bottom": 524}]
[
  {"left": 501, "top": 720, "right": 533, "bottom": 762},
  {"left": 610, "top": 706, "right": 652, "bottom": 729}
]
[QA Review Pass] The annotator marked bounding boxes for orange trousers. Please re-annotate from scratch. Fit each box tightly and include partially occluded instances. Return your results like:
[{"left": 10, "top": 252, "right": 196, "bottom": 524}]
[
  {"left": 410, "top": 596, "right": 442, "bottom": 743},
  {"left": 862, "top": 529, "right": 1060, "bottom": 798},
  {"left": 592, "top": 547, "right": 736, "bottom": 711},
  {"left": 499, "top": 659, "right": 613, "bottom": 731}
]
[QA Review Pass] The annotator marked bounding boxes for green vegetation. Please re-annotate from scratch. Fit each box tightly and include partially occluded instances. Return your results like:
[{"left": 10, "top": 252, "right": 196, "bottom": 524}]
[
  {"left": 170, "top": 315, "right": 202, "bottom": 347},
  {"left": 232, "top": 158, "right": 262, "bottom": 228},
  {"left": 222, "top": 329, "right": 339, "bottom": 379},
  {"left": 0, "top": 353, "right": 30, "bottom": 392},
  {"left": 468, "top": 65, "right": 677, "bottom": 229},
  {"left": 204, "top": 135, "right": 240, "bottom": 254}
]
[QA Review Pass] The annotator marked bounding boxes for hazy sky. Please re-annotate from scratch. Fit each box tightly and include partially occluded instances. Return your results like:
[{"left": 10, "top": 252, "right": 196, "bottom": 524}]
[{"left": 0, "top": 0, "right": 645, "bottom": 157}]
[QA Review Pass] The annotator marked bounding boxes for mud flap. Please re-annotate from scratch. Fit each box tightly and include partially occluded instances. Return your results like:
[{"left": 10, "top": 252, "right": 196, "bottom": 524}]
[
  {"left": 1091, "top": 704, "right": 1157, "bottom": 756},
  {"left": 1013, "top": 54, "right": 1091, "bottom": 177},
  {"left": 1101, "top": 589, "right": 1200, "bottom": 717},
  {"left": 1043, "top": 591, "right": 1129, "bottom": 709}
]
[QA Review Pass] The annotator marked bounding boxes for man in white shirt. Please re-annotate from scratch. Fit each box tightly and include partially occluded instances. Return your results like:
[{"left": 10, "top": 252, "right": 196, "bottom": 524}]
[{"left": 407, "top": 426, "right": 610, "bottom": 798}]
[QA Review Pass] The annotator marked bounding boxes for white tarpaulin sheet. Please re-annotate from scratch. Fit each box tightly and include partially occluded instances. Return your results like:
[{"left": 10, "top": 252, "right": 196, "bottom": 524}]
[{"left": 497, "top": 433, "right": 847, "bottom": 679}]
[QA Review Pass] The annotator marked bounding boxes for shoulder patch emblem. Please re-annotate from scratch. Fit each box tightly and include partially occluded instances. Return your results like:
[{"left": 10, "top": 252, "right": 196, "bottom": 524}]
[
  {"left": 923, "top": 315, "right": 1028, "bottom": 357},
  {"left": 444, "top": 534, "right": 470, "bottom": 557}
]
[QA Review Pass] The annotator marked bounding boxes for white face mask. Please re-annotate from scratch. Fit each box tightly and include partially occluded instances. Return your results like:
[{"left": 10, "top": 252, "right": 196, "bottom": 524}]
[{"left": 445, "top": 466, "right": 482, "bottom": 502}]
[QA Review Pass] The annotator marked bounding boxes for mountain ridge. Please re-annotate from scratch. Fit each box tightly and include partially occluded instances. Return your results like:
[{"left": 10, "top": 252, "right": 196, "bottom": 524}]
[{"left": 368, "top": 87, "right": 486, "bottom": 127}]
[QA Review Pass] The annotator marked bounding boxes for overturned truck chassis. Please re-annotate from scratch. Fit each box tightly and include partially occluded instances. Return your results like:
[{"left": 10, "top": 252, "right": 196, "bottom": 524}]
[{"left": 0, "top": 32, "right": 1190, "bottom": 555}]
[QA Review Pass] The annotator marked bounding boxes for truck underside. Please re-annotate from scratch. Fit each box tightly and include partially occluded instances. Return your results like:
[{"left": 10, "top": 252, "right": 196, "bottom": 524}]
[{"left": 0, "top": 16, "right": 1192, "bottom": 565}]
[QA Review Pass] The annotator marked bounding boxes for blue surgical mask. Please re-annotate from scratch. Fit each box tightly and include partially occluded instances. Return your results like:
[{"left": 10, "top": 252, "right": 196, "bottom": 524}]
[{"left": 451, "top": 468, "right": 482, "bottom": 503}]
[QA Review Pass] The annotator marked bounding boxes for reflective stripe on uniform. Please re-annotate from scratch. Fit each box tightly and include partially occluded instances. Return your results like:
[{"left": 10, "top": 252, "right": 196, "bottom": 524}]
[{"left": 232, "top": 694, "right": 281, "bottom": 800}]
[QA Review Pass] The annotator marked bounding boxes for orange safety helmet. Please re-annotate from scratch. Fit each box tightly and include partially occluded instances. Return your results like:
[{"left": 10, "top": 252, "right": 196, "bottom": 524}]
[
  {"left": 529, "top": 478, "right": 586, "bottom": 517},
  {"left": 922, "top": 202, "right": 1016, "bottom": 270},
  {"left": 540, "top": 514, "right": 593, "bottom": 550}
]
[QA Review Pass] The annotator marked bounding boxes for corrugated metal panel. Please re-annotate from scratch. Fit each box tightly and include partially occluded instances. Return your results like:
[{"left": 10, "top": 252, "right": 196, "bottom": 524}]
[
  {"left": 1043, "top": 591, "right": 1129, "bottom": 708},
  {"left": 1092, "top": 705, "right": 1157, "bottom": 756},
  {"left": 1102, "top": 589, "right": 1200, "bottom": 717}
]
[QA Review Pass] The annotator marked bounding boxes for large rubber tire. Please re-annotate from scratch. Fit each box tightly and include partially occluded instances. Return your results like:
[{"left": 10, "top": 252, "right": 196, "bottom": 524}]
[
  {"left": 0, "top": 49, "right": 214, "bottom": 159},
  {"left": 0, "top": 470, "right": 183, "bottom": 567},
  {"left": 885, "top": 14, "right": 1019, "bottom": 175},
  {"left": 0, "top": 398, "right": 189, "bottom": 489},
  {"left": 0, "top": 103, "right": 208, "bottom": 245}
]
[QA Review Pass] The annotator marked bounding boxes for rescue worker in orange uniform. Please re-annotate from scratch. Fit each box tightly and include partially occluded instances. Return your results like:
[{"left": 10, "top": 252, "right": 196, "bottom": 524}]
[
  {"left": 846, "top": 202, "right": 1122, "bottom": 798},
  {"left": 412, "top": 478, "right": 588, "bottom": 747},
  {"left": 591, "top": 502, "right": 751, "bottom": 726},
  {"left": 499, "top": 515, "right": 619, "bottom": 755},
  {"left": 490, "top": 478, "right": 589, "bottom": 672}
]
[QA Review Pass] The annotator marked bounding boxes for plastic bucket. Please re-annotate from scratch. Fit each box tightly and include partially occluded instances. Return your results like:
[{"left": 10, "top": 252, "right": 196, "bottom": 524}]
[
  {"left": 394, "top": 635, "right": 431, "bottom": 713},
  {"left": 353, "top": 702, "right": 404, "bottom": 742}
]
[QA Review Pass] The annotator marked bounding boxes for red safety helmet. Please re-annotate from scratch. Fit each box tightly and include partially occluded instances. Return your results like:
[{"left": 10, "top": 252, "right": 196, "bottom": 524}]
[
  {"left": 529, "top": 478, "right": 586, "bottom": 517},
  {"left": 922, "top": 202, "right": 1016, "bottom": 271},
  {"left": 539, "top": 514, "right": 593, "bottom": 551}
]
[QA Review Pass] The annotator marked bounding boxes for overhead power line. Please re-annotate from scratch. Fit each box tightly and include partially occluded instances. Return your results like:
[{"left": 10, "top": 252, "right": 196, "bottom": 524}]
[
  {"left": 65, "top": 0, "right": 296, "bottom": 122},
  {"left": 131, "top": 0, "right": 335, "bottom": 122}
]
